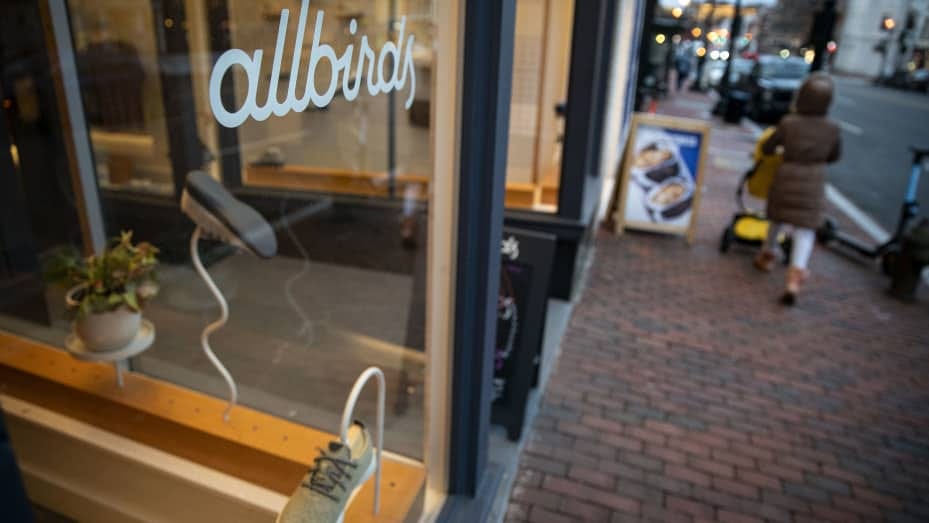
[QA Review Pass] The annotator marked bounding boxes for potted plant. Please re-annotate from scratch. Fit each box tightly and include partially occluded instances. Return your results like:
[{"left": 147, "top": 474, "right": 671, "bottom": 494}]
[{"left": 46, "top": 231, "right": 159, "bottom": 352}]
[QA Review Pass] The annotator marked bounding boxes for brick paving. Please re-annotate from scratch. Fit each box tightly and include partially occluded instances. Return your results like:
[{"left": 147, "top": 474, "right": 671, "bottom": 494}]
[{"left": 505, "top": 92, "right": 929, "bottom": 522}]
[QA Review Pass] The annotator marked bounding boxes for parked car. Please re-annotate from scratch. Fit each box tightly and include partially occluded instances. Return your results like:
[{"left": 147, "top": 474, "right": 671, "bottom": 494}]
[
  {"left": 700, "top": 56, "right": 755, "bottom": 91},
  {"left": 913, "top": 68, "right": 929, "bottom": 92},
  {"left": 883, "top": 68, "right": 929, "bottom": 92},
  {"left": 726, "top": 57, "right": 756, "bottom": 87},
  {"left": 744, "top": 55, "right": 810, "bottom": 123},
  {"left": 699, "top": 58, "right": 727, "bottom": 91}
]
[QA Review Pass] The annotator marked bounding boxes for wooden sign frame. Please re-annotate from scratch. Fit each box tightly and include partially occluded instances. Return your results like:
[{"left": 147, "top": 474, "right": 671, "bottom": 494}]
[{"left": 613, "top": 113, "right": 711, "bottom": 244}]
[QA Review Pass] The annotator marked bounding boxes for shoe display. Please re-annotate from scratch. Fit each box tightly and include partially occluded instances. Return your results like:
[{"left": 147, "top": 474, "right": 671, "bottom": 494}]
[{"left": 277, "top": 421, "right": 375, "bottom": 523}]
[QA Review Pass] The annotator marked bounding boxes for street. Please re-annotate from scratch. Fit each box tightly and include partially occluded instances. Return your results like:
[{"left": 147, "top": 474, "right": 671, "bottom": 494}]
[
  {"left": 827, "top": 76, "right": 929, "bottom": 234},
  {"left": 506, "top": 90, "right": 929, "bottom": 523}
]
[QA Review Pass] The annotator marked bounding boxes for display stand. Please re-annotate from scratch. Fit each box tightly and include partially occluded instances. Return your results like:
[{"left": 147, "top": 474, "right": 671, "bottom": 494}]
[
  {"left": 180, "top": 171, "right": 278, "bottom": 422},
  {"left": 189, "top": 226, "right": 239, "bottom": 421},
  {"left": 340, "top": 367, "right": 385, "bottom": 516},
  {"left": 64, "top": 320, "right": 155, "bottom": 388}
]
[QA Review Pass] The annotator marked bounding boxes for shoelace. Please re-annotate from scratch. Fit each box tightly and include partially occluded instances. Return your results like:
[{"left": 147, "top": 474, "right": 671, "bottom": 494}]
[{"left": 302, "top": 446, "right": 358, "bottom": 502}]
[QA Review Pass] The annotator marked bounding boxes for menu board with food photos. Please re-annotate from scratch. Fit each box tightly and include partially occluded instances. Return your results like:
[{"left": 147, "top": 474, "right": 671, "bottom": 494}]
[{"left": 614, "top": 113, "right": 710, "bottom": 243}]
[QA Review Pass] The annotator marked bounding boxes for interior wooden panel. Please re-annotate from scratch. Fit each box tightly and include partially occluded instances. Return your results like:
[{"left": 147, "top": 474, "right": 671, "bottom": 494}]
[
  {"left": 246, "top": 165, "right": 431, "bottom": 200},
  {"left": 504, "top": 182, "right": 539, "bottom": 209},
  {"left": 0, "top": 332, "right": 424, "bottom": 523},
  {"left": 245, "top": 164, "right": 546, "bottom": 212},
  {"left": 540, "top": 184, "right": 558, "bottom": 206},
  {"left": 533, "top": 0, "right": 574, "bottom": 204}
]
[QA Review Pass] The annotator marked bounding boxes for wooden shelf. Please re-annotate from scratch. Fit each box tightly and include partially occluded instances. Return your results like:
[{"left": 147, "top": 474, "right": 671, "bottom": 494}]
[
  {"left": 244, "top": 163, "right": 558, "bottom": 212},
  {"left": 0, "top": 331, "right": 424, "bottom": 523}
]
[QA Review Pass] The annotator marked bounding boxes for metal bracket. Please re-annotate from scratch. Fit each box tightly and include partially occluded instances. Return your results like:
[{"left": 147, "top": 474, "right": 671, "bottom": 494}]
[{"left": 340, "top": 367, "right": 385, "bottom": 515}]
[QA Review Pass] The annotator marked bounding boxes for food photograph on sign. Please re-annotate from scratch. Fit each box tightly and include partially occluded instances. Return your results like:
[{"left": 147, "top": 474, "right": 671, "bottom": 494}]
[{"left": 624, "top": 124, "right": 703, "bottom": 227}]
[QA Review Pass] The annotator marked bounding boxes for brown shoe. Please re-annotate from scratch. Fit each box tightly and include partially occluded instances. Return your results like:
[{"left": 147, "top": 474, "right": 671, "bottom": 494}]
[
  {"left": 780, "top": 266, "right": 809, "bottom": 305},
  {"left": 753, "top": 249, "right": 777, "bottom": 272}
]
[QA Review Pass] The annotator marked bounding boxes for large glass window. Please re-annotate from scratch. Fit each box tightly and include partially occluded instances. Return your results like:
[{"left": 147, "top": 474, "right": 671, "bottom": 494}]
[
  {"left": 0, "top": 0, "right": 439, "bottom": 461},
  {"left": 0, "top": 1, "right": 87, "bottom": 348},
  {"left": 504, "top": 0, "right": 573, "bottom": 212},
  {"left": 69, "top": 0, "right": 175, "bottom": 196}
]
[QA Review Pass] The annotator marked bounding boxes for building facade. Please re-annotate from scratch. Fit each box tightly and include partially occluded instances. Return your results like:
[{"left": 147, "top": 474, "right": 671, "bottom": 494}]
[
  {"left": 833, "top": 0, "right": 929, "bottom": 77},
  {"left": 0, "top": 0, "right": 642, "bottom": 521}
]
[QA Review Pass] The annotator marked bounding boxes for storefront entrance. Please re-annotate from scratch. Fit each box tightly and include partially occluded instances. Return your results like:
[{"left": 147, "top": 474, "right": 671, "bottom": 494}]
[{"left": 1, "top": 0, "right": 633, "bottom": 520}]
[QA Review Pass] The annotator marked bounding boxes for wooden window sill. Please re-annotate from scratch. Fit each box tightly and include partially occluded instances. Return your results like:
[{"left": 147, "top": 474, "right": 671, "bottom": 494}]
[{"left": 0, "top": 331, "right": 424, "bottom": 523}]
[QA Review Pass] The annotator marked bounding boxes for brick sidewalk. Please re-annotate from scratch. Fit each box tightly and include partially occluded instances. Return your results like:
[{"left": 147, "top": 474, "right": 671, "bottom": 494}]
[{"left": 505, "top": 92, "right": 929, "bottom": 522}]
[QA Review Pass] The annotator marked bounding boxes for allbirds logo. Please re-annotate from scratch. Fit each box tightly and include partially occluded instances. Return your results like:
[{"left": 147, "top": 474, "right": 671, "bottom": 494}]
[{"left": 209, "top": 0, "right": 416, "bottom": 128}]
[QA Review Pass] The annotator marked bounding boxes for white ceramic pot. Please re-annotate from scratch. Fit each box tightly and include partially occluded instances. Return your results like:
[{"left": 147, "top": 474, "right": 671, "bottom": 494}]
[
  {"left": 67, "top": 285, "right": 142, "bottom": 352},
  {"left": 74, "top": 308, "right": 142, "bottom": 352}
]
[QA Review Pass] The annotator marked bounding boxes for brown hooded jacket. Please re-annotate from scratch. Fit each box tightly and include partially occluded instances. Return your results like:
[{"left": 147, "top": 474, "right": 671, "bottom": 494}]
[{"left": 761, "top": 72, "right": 842, "bottom": 229}]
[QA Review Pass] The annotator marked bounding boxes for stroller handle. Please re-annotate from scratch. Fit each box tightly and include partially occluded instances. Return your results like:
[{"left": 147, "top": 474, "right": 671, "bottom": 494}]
[{"left": 736, "top": 160, "right": 763, "bottom": 212}]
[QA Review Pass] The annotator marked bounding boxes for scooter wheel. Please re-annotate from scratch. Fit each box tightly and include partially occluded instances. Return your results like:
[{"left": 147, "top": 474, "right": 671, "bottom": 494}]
[
  {"left": 817, "top": 218, "right": 838, "bottom": 245},
  {"left": 719, "top": 228, "right": 734, "bottom": 253},
  {"left": 881, "top": 248, "right": 900, "bottom": 277}
]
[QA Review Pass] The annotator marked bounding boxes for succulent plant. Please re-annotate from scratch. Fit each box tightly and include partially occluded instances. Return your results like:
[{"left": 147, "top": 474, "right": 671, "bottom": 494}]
[{"left": 45, "top": 231, "right": 159, "bottom": 318}]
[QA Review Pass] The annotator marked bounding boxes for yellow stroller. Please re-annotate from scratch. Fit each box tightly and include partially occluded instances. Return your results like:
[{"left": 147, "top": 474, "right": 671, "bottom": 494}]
[{"left": 719, "top": 127, "right": 792, "bottom": 258}]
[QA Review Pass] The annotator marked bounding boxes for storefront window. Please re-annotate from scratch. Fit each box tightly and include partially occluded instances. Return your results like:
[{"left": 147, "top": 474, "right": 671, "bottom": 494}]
[
  {"left": 229, "top": 1, "right": 434, "bottom": 190},
  {"left": 0, "top": 2, "right": 87, "bottom": 348},
  {"left": 69, "top": 0, "right": 175, "bottom": 195},
  {"left": 504, "top": 0, "right": 573, "bottom": 212},
  {"left": 0, "top": 0, "right": 437, "bottom": 461}
]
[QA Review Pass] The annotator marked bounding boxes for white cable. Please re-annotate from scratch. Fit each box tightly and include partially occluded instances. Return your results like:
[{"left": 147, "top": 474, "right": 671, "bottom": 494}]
[
  {"left": 190, "top": 226, "right": 239, "bottom": 421},
  {"left": 280, "top": 198, "right": 315, "bottom": 343}
]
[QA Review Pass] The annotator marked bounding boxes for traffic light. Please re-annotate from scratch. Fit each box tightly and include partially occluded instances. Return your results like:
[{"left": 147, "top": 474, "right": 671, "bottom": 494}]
[{"left": 881, "top": 16, "right": 895, "bottom": 32}]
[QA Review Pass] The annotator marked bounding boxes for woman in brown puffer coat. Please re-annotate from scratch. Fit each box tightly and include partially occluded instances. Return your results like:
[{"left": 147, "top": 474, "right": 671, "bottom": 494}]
[{"left": 753, "top": 72, "right": 841, "bottom": 305}]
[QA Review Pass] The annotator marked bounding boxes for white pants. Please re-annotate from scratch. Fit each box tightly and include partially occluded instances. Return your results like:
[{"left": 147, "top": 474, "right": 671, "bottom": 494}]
[{"left": 766, "top": 223, "right": 815, "bottom": 270}]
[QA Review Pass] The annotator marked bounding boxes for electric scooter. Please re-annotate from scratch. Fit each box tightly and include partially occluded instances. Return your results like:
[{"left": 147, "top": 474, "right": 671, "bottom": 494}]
[{"left": 817, "top": 145, "right": 928, "bottom": 275}]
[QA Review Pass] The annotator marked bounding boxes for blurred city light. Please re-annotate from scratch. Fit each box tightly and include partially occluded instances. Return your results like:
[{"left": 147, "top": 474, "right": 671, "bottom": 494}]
[
  {"left": 656, "top": 33, "right": 667, "bottom": 44},
  {"left": 827, "top": 41, "right": 838, "bottom": 53},
  {"left": 710, "top": 50, "right": 720, "bottom": 60},
  {"left": 707, "top": 31, "right": 719, "bottom": 42},
  {"left": 907, "top": 61, "right": 917, "bottom": 71},
  {"left": 692, "top": 27, "right": 703, "bottom": 38},
  {"left": 671, "top": 7, "right": 683, "bottom": 18},
  {"left": 678, "top": 0, "right": 691, "bottom": 6},
  {"left": 720, "top": 51, "right": 730, "bottom": 61},
  {"left": 696, "top": 47, "right": 707, "bottom": 57},
  {"left": 779, "top": 49, "right": 791, "bottom": 59},
  {"left": 882, "top": 16, "right": 896, "bottom": 31},
  {"left": 804, "top": 50, "right": 815, "bottom": 64}
]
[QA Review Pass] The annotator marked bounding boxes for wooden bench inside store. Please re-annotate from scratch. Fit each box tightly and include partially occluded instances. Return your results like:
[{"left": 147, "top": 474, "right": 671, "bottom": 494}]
[
  {"left": 0, "top": 331, "right": 424, "bottom": 523},
  {"left": 246, "top": 164, "right": 558, "bottom": 210}
]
